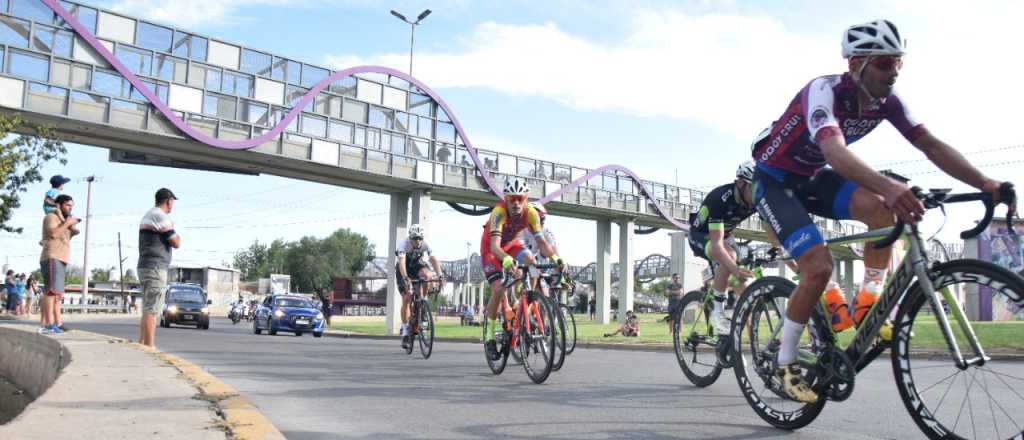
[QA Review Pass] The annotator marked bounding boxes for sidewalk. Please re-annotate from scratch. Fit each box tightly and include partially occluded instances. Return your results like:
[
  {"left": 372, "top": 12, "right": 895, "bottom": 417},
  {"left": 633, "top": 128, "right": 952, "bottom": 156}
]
[{"left": 0, "top": 320, "right": 227, "bottom": 440}]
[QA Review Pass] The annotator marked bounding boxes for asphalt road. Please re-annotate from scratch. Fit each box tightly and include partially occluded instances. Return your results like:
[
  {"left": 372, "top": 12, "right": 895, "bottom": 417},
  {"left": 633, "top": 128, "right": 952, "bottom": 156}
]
[{"left": 65, "top": 316, "right": 1023, "bottom": 440}]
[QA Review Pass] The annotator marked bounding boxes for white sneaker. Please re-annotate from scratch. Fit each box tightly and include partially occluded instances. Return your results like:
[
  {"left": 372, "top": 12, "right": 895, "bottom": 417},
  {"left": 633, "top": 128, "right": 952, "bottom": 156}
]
[
  {"left": 400, "top": 325, "right": 409, "bottom": 337},
  {"left": 711, "top": 310, "right": 731, "bottom": 335}
]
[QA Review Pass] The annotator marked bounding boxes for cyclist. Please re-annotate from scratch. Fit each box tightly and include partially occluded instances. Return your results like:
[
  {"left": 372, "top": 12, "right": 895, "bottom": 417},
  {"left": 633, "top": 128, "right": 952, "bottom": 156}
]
[
  {"left": 750, "top": 19, "right": 1016, "bottom": 403},
  {"left": 481, "top": 178, "right": 562, "bottom": 360},
  {"left": 687, "top": 160, "right": 795, "bottom": 335},
  {"left": 520, "top": 203, "right": 564, "bottom": 296},
  {"left": 396, "top": 224, "right": 443, "bottom": 349}
]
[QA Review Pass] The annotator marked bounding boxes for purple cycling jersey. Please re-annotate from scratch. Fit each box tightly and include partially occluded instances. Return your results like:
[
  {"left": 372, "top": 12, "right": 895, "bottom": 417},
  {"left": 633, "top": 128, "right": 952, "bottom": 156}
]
[{"left": 752, "top": 72, "right": 928, "bottom": 176}]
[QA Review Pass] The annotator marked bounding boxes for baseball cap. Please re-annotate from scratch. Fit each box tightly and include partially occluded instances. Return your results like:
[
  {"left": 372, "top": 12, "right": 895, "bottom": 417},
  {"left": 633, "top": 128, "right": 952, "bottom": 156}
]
[
  {"left": 49, "top": 175, "right": 71, "bottom": 186},
  {"left": 155, "top": 188, "right": 178, "bottom": 203}
]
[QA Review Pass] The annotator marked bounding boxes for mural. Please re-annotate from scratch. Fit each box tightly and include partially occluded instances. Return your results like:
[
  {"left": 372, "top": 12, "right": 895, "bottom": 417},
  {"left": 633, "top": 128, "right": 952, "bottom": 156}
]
[{"left": 979, "top": 220, "right": 1024, "bottom": 321}]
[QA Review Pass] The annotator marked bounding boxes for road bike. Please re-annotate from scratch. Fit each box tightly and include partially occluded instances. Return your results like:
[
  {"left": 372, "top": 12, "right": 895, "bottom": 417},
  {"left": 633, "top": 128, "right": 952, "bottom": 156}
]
[
  {"left": 483, "top": 262, "right": 559, "bottom": 384},
  {"left": 672, "top": 243, "right": 781, "bottom": 387},
  {"left": 403, "top": 277, "right": 441, "bottom": 359},
  {"left": 731, "top": 183, "right": 1024, "bottom": 439},
  {"left": 533, "top": 265, "right": 575, "bottom": 371}
]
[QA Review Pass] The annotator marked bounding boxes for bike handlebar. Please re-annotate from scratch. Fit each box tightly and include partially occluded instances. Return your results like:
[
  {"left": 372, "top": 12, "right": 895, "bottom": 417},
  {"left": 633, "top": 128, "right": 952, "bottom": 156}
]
[{"left": 872, "top": 183, "right": 1016, "bottom": 249}]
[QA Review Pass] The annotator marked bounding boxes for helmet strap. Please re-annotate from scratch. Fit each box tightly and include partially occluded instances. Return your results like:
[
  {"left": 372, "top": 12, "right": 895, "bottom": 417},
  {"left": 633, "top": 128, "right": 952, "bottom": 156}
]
[{"left": 851, "top": 56, "right": 885, "bottom": 117}]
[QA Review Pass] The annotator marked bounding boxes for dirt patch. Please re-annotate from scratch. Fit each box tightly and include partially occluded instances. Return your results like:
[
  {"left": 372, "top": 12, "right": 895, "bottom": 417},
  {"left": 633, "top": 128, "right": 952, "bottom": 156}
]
[{"left": 0, "top": 376, "right": 33, "bottom": 425}]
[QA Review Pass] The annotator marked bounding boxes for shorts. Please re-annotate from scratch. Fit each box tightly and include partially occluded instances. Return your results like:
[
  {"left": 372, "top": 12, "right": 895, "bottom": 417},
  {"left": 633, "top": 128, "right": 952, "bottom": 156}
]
[
  {"left": 5, "top": 295, "right": 18, "bottom": 311},
  {"left": 687, "top": 231, "right": 721, "bottom": 275},
  {"left": 396, "top": 262, "right": 429, "bottom": 294},
  {"left": 753, "top": 165, "right": 858, "bottom": 259},
  {"left": 479, "top": 228, "right": 529, "bottom": 283},
  {"left": 138, "top": 267, "right": 168, "bottom": 315},
  {"left": 40, "top": 259, "right": 66, "bottom": 296},
  {"left": 668, "top": 296, "right": 682, "bottom": 315}
]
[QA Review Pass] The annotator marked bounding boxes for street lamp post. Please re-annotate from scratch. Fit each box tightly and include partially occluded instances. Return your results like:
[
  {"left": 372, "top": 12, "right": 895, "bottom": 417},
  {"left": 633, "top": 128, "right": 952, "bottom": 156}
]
[{"left": 390, "top": 9, "right": 432, "bottom": 76}]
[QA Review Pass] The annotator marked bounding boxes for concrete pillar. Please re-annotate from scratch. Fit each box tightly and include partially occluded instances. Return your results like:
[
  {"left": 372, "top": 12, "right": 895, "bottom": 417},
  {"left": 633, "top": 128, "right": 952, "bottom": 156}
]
[
  {"left": 385, "top": 193, "right": 409, "bottom": 336},
  {"left": 842, "top": 259, "right": 856, "bottom": 302},
  {"left": 596, "top": 219, "right": 612, "bottom": 324},
  {"left": 617, "top": 219, "right": 635, "bottom": 323},
  {"left": 669, "top": 232, "right": 686, "bottom": 281},
  {"left": 963, "top": 237, "right": 980, "bottom": 320},
  {"left": 411, "top": 190, "right": 431, "bottom": 239}
]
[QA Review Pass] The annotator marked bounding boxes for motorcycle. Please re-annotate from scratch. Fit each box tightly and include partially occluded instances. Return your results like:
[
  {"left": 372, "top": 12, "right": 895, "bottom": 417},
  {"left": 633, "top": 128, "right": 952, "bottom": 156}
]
[{"left": 229, "top": 303, "right": 246, "bottom": 324}]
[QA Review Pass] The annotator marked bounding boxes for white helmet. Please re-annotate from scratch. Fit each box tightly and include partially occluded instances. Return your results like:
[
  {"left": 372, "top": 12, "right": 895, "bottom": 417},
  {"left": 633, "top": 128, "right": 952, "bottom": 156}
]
[
  {"left": 736, "top": 160, "right": 755, "bottom": 182},
  {"left": 503, "top": 177, "right": 529, "bottom": 197},
  {"left": 408, "top": 224, "right": 425, "bottom": 239},
  {"left": 842, "top": 19, "right": 906, "bottom": 59}
]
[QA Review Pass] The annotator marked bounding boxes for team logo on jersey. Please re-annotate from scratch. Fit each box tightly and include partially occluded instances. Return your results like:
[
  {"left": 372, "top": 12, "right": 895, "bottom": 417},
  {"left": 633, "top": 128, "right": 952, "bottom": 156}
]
[{"left": 810, "top": 107, "right": 830, "bottom": 130}]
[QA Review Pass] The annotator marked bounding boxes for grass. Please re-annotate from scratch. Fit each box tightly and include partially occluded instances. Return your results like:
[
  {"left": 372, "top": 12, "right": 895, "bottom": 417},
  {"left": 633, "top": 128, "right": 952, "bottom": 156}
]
[{"left": 331, "top": 312, "right": 1024, "bottom": 351}]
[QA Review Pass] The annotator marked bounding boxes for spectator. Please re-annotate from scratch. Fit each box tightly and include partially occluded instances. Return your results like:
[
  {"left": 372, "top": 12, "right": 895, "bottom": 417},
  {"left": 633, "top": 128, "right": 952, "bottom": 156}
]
[
  {"left": 137, "top": 188, "right": 180, "bottom": 348},
  {"left": 43, "top": 175, "right": 71, "bottom": 215},
  {"left": 15, "top": 274, "right": 26, "bottom": 315},
  {"left": 3, "top": 270, "right": 16, "bottom": 316},
  {"left": 604, "top": 310, "right": 639, "bottom": 337},
  {"left": 25, "top": 277, "right": 38, "bottom": 315},
  {"left": 436, "top": 145, "right": 451, "bottom": 163},
  {"left": 589, "top": 296, "right": 596, "bottom": 320},
  {"left": 665, "top": 273, "right": 684, "bottom": 329},
  {"left": 40, "top": 194, "right": 81, "bottom": 334},
  {"left": 319, "top": 288, "right": 334, "bottom": 326}
]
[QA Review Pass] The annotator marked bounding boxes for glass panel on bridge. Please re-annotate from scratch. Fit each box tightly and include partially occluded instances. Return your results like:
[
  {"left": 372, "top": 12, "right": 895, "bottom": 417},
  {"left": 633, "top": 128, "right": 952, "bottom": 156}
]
[
  {"left": 356, "top": 78, "right": 381, "bottom": 104},
  {"left": 251, "top": 127, "right": 279, "bottom": 154},
  {"left": 206, "top": 40, "right": 239, "bottom": 70},
  {"left": 92, "top": 69, "right": 129, "bottom": 97},
  {"left": 32, "top": 24, "right": 72, "bottom": 57},
  {"left": 26, "top": 82, "right": 66, "bottom": 114},
  {"left": 202, "top": 92, "right": 236, "bottom": 120},
  {"left": 222, "top": 71, "right": 252, "bottom": 97},
  {"left": 311, "top": 139, "right": 339, "bottom": 165},
  {"left": 415, "top": 115, "right": 432, "bottom": 138},
  {"left": 435, "top": 121, "right": 454, "bottom": 143},
  {"left": 58, "top": 2, "right": 96, "bottom": 34},
  {"left": 366, "top": 150, "right": 389, "bottom": 174},
  {"left": 408, "top": 92, "right": 431, "bottom": 116},
  {"left": 435, "top": 143, "right": 453, "bottom": 163},
  {"left": 553, "top": 166, "right": 570, "bottom": 183},
  {"left": 147, "top": 109, "right": 176, "bottom": 135},
  {"left": 136, "top": 22, "right": 172, "bottom": 52},
  {"left": 353, "top": 126, "right": 365, "bottom": 146},
  {"left": 388, "top": 75, "right": 410, "bottom": 90},
  {"left": 382, "top": 85, "right": 406, "bottom": 110},
  {"left": 340, "top": 144, "right": 363, "bottom": 169},
  {"left": 329, "top": 76, "right": 356, "bottom": 97},
  {"left": 187, "top": 113, "right": 217, "bottom": 137},
  {"left": 69, "top": 90, "right": 107, "bottom": 122},
  {"left": 109, "top": 98, "right": 145, "bottom": 129},
  {"left": 282, "top": 133, "right": 311, "bottom": 159},
  {"left": 301, "top": 63, "right": 327, "bottom": 88},
  {"left": 271, "top": 57, "right": 299, "bottom": 84},
  {"left": 219, "top": 120, "right": 250, "bottom": 141},
  {"left": 314, "top": 93, "right": 341, "bottom": 118},
  {"left": 407, "top": 137, "right": 428, "bottom": 158},
  {"left": 394, "top": 111, "right": 410, "bottom": 133},
  {"left": 300, "top": 113, "right": 326, "bottom": 137},
  {"left": 11, "top": 0, "right": 53, "bottom": 23},
  {"left": 153, "top": 53, "right": 186, "bottom": 83},
  {"left": 240, "top": 48, "right": 271, "bottom": 76},
  {"left": 328, "top": 120, "right": 352, "bottom": 143},
  {"left": 389, "top": 133, "right": 405, "bottom": 154},
  {"left": 393, "top": 156, "right": 415, "bottom": 179},
  {"left": 8, "top": 49, "right": 48, "bottom": 81},
  {"left": 114, "top": 45, "right": 151, "bottom": 76},
  {"left": 284, "top": 84, "right": 307, "bottom": 108},
  {"left": 171, "top": 31, "right": 205, "bottom": 60},
  {"left": 239, "top": 99, "right": 267, "bottom": 126},
  {"left": 365, "top": 127, "right": 380, "bottom": 149},
  {"left": 517, "top": 158, "right": 535, "bottom": 178},
  {"left": 342, "top": 98, "right": 366, "bottom": 124},
  {"left": 0, "top": 16, "right": 29, "bottom": 48},
  {"left": 96, "top": 11, "right": 135, "bottom": 45}
]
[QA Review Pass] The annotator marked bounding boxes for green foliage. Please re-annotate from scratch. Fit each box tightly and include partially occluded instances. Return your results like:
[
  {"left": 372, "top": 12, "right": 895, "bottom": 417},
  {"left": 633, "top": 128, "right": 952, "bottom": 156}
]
[
  {"left": 90, "top": 266, "right": 114, "bottom": 282},
  {"left": 231, "top": 228, "right": 375, "bottom": 292},
  {"left": 0, "top": 113, "right": 67, "bottom": 233}
]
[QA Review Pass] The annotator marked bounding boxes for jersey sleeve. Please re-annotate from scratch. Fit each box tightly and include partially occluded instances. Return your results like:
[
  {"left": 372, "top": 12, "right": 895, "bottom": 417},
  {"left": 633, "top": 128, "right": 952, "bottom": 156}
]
[
  {"left": 487, "top": 205, "right": 507, "bottom": 238},
  {"left": 395, "top": 239, "right": 408, "bottom": 256},
  {"left": 803, "top": 77, "right": 843, "bottom": 144},
  {"left": 705, "top": 187, "right": 730, "bottom": 232},
  {"left": 525, "top": 206, "right": 543, "bottom": 237},
  {"left": 884, "top": 93, "right": 928, "bottom": 143}
]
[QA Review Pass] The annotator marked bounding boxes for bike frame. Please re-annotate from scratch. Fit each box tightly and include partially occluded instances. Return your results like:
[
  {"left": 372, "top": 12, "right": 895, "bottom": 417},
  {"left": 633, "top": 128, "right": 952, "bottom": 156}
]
[
  {"left": 406, "top": 278, "right": 439, "bottom": 332},
  {"left": 796, "top": 225, "right": 988, "bottom": 372},
  {"left": 501, "top": 268, "right": 545, "bottom": 351}
]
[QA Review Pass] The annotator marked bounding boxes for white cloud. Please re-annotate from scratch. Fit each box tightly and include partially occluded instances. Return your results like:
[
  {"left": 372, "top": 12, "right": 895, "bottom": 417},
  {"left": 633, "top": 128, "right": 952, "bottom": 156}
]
[{"left": 105, "top": 0, "right": 292, "bottom": 29}]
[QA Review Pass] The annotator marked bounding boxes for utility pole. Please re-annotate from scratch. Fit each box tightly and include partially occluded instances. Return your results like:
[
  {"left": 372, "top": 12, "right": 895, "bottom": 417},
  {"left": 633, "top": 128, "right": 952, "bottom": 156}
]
[
  {"left": 118, "top": 232, "right": 127, "bottom": 313},
  {"left": 390, "top": 9, "right": 432, "bottom": 76},
  {"left": 81, "top": 176, "right": 95, "bottom": 305}
]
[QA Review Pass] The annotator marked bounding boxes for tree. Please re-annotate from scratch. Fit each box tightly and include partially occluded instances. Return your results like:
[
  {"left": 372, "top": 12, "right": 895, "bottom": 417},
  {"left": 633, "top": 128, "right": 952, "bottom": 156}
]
[
  {"left": 230, "top": 229, "right": 374, "bottom": 292},
  {"left": 232, "top": 239, "right": 290, "bottom": 281},
  {"left": 0, "top": 114, "right": 66, "bottom": 233},
  {"left": 122, "top": 268, "right": 137, "bottom": 283},
  {"left": 65, "top": 264, "right": 83, "bottom": 285},
  {"left": 90, "top": 266, "right": 114, "bottom": 282}
]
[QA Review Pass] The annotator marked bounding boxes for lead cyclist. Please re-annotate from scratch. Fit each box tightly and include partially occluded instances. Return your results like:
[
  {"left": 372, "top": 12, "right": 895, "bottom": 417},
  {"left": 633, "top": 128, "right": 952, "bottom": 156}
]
[{"left": 748, "top": 19, "right": 1016, "bottom": 403}]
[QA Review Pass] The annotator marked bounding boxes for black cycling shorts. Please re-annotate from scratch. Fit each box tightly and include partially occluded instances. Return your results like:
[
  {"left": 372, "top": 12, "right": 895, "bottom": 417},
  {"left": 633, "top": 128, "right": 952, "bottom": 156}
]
[
  {"left": 687, "top": 231, "right": 721, "bottom": 275},
  {"left": 396, "top": 262, "right": 429, "bottom": 294},
  {"left": 753, "top": 165, "right": 859, "bottom": 259}
]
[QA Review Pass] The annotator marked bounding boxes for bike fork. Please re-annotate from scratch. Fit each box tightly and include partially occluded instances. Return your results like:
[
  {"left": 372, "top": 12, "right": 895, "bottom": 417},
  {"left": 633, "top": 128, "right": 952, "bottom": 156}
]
[{"left": 907, "top": 235, "right": 988, "bottom": 369}]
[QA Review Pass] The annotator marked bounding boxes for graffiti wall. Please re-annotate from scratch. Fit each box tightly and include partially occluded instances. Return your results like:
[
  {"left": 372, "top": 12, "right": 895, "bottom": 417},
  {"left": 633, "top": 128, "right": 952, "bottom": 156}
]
[{"left": 978, "top": 220, "right": 1024, "bottom": 321}]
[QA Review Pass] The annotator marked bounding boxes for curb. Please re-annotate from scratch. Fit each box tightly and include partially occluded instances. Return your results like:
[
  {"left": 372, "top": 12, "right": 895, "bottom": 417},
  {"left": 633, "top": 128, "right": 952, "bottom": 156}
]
[
  {"left": 323, "top": 330, "right": 1024, "bottom": 360},
  {"left": 71, "top": 329, "right": 286, "bottom": 440}
]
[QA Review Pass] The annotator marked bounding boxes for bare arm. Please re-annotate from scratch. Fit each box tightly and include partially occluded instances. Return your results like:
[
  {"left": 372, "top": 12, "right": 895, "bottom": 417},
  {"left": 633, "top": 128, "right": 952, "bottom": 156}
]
[
  {"left": 168, "top": 235, "right": 181, "bottom": 249},
  {"left": 708, "top": 229, "right": 743, "bottom": 276},
  {"left": 397, "top": 255, "right": 408, "bottom": 278},
  {"left": 761, "top": 223, "right": 798, "bottom": 273},
  {"left": 819, "top": 134, "right": 924, "bottom": 223},
  {"left": 912, "top": 132, "right": 1014, "bottom": 212},
  {"left": 429, "top": 255, "right": 442, "bottom": 278}
]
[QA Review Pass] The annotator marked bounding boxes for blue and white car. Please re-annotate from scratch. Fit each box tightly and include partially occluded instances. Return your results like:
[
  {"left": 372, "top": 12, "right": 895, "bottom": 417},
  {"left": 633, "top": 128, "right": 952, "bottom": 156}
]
[{"left": 253, "top": 294, "right": 326, "bottom": 337}]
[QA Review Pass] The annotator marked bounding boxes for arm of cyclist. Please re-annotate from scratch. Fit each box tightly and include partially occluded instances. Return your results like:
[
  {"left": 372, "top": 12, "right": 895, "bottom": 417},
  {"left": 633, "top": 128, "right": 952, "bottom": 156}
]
[
  {"left": 819, "top": 133, "right": 924, "bottom": 224},
  {"left": 708, "top": 227, "right": 753, "bottom": 280},
  {"left": 428, "top": 254, "right": 443, "bottom": 280},
  {"left": 911, "top": 132, "right": 1017, "bottom": 215}
]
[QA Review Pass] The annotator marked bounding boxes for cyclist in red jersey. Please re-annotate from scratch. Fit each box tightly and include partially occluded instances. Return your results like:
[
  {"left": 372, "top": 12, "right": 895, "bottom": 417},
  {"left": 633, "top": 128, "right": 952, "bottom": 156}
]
[{"left": 481, "top": 177, "right": 562, "bottom": 360}]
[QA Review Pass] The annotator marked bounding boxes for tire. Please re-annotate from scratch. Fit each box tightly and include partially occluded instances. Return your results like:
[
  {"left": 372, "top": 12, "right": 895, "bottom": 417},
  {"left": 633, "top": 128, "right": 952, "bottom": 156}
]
[
  {"left": 485, "top": 311, "right": 510, "bottom": 375},
  {"left": 890, "top": 259, "right": 1024, "bottom": 440},
  {"left": 313, "top": 332, "right": 323, "bottom": 338},
  {"left": 732, "top": 276, "right": 826, "bottom": 430},
  {"left": 519, "top": 292, "right": 557, "bottom": 384},
  {"left": 202, "top": 322, "right": 210, "bottom": 330},
  {"left": 253, "top": 320, "right": 261, "bottom": 335},
  {"left": 418, "top": 300, "right": 435, "bottom": 359},
  {"left": 560, "top": 304, "right": 577, "bottom": 355},
  {"left": 673, "top": 290, "right": 722, "bottom": 387},
  {"left": 550, "top": 297, "right": 568, "bottom": 372},
  {"left": 268, "top": 318, "right": 277, "bottom": 336},
  {"left": 295, "top": 331, "right": 303, "bottom": 336}
]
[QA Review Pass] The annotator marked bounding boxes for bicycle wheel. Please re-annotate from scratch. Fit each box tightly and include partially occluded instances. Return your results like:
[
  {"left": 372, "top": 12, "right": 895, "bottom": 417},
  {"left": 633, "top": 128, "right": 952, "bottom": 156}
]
[
  {"left": 560, "top": 304, "right": 578, "bottom": 355},
  {"left": 673, "top": 290, "right": 722, "bottom": 387},
  {"left": 891, "top": 259, "right": 1024, "bottom": 440},
  {"left": 417, "top": 300, "right": 435, "bottom": 359},
  {"left": 550, "top": 297, "right": 568, "bottom": 372},
  {"left": 519, "top": 292, "right": 557, "bottom": 384},
  {"left": 732, "top": 276, "right": 826, "bottom": 430},
  {"left": 484, "top": 312, "right": 509, "bottom": 375}
]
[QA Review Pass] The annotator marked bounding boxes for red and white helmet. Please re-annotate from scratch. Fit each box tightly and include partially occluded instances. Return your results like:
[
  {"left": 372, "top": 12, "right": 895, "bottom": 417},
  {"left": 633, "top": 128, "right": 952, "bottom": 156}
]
[{"left": 842, "top": 19, "right": 906, "bottom": 59}]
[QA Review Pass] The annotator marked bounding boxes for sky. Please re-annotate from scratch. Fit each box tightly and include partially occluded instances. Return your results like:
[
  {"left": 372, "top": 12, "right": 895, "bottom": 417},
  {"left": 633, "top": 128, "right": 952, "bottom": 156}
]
[{"left": 2, "top": 0, "right": 1022, "bottom": 290}]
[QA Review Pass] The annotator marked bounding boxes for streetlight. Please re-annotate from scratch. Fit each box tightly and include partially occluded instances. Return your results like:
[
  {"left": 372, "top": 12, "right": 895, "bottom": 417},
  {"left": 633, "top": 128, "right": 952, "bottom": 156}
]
[{"left": 390, "top": 9, "right": 432, "bottom": 76}]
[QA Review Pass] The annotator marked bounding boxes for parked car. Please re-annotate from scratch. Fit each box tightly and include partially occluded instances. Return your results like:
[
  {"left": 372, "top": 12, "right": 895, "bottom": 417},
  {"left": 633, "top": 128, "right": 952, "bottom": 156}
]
[
  {"left": 160, "top": 283, "right": 211, "bottom": 329},
  {"left": 253, "top": 294, "right": 325, "bottom": 337}
]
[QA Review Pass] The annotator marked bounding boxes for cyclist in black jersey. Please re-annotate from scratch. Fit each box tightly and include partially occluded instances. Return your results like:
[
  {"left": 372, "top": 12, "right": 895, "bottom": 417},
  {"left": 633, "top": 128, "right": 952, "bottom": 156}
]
[
  {"left": 688, "top": 161, "right": 795, "bottom": 334},
  {"left": 396, "top": 224, "right": 443, "bottom": 349}
]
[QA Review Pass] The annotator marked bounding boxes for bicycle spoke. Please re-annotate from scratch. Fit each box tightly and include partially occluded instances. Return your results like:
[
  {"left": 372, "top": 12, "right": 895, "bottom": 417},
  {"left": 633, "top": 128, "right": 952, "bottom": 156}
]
[
  {"left": 933, "top": 369, "right": 962, "bottom": 415},
  {"left": 917, "top": 370, "right": 962, "bottom": 396},
  {"left": 979, "top": 366, "right": 1004, "bottom": 440}
]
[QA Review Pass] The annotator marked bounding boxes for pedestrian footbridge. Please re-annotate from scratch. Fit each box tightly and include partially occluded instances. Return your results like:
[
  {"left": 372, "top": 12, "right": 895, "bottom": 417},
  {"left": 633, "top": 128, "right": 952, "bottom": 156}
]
[{"left": 3, "top": 0, "right": 875, "bottom": 329}]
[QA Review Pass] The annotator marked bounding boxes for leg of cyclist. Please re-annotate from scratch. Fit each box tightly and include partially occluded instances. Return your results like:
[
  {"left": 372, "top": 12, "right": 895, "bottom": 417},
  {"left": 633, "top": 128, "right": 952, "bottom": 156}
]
[
  {"left": 709, "top": 243, "right": 735, "bottom": 335},
  {"left": 396, "top": 268, "right": 413, "bottom": 347},
  {"left": 848, "top": 189, "right": 897, "bottom": 337}
]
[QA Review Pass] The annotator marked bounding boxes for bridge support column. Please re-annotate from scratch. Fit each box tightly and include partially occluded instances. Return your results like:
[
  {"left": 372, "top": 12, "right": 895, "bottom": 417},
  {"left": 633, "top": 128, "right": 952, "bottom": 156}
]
[
  {"left": 411, "top": 190, "right": 431, "bottom": 239},
  {"left": 670, "top": 232, "right": 687, "bottom": 286},
  {"left": 385, "top": 193, "right": 410, "bottom": 336},
  {"left": 963, "top": 237, "right": 981, "bottom": 320},
  {"left": 596, "top": 219, "right": 612, "bottom": 324},
  {"left": 842, "top": 259, "right": 855, "bottom": 302},
  {"left": 617, "top": 220, "right": 635, "bottom": 322}
]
